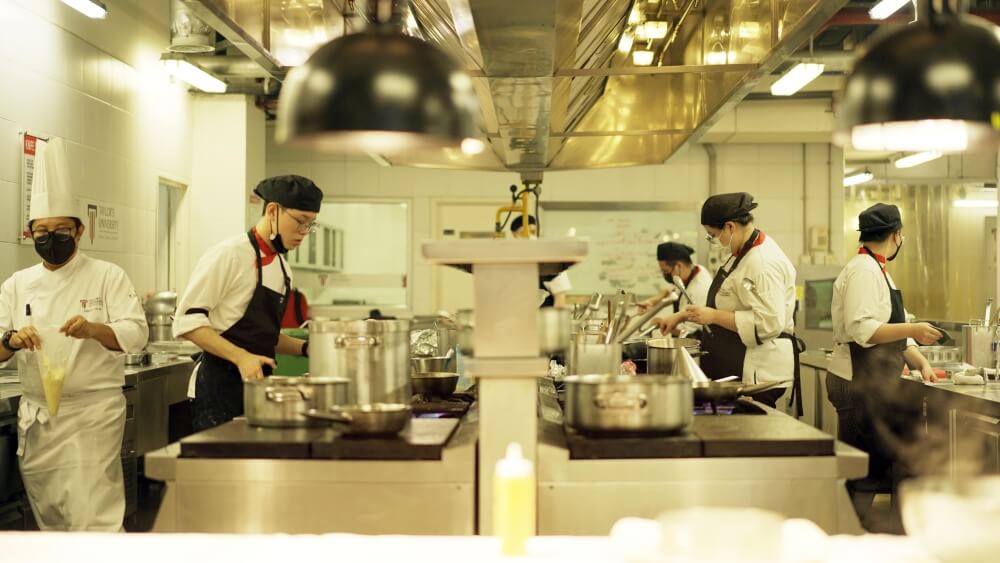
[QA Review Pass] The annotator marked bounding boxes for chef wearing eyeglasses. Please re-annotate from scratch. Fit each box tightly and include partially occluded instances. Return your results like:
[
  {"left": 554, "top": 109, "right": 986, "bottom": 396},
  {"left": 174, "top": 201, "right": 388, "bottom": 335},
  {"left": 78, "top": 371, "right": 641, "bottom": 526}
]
[
  {"left": 173, "top": 175, "right": 323, "bottom": 431},
  {"left": 681, "top": 192, "right": 799, "bottom": 409}
]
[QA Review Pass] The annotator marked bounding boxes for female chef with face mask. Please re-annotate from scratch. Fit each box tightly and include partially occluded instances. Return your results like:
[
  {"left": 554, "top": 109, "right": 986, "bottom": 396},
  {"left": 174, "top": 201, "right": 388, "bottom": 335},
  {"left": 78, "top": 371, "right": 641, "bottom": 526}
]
[
  {"left": 681, "top": 192, "right": 799, "bottom": 408},
  {"left": 827, "top": 203, "right": 941, "bottom": 524}
]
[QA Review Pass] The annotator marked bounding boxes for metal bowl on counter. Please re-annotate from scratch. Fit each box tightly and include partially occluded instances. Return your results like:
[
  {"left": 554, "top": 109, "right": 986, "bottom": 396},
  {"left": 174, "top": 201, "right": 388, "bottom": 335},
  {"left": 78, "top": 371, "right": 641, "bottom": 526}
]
[
  {"left": 411, "top": 372, "right": 460, "bottom": 398},
  {"left": 563, "top": 374, "right": 693, "bottom": 435},
  {"left": 919, "top": 346, "right": 962, "bottom": 366},
  {"left": 304, "top": 403, "right": 412, "bottom": 436},
  {"left": 244, "top": 376, "right": 350, "bottom": 428},
  {"left": 124, "top": 352, "right": 150, "bottom": 366},
  {"left": 411, "top": 355, "right": 454, "bottom": 374}
]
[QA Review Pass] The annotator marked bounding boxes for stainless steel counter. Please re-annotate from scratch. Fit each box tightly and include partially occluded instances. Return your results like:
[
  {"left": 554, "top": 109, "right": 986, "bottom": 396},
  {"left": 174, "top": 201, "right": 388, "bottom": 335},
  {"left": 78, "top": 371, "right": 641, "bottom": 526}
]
[{"left": 144, "top": 410, "right": 479, "bottom": 535}]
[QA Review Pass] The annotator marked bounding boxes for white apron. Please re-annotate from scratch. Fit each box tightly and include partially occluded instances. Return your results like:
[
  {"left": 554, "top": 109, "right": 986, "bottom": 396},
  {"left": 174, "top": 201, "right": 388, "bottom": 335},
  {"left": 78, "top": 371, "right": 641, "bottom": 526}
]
[{"left": 17, "top": 389, "right": 126, "bottom": 531}]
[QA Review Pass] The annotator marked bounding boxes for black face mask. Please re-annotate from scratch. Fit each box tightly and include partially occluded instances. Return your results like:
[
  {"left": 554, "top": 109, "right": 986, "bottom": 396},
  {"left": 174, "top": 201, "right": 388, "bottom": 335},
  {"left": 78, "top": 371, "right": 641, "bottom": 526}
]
[
  {"left": 35, "top": 233, "right": 76, "bottom": 266},
  {"left": 888, "top": 236, "right": 902, "bottom": 262},
  {"left": 662, "top": 272, "right": 673, "bottom": 283},
  {"left": 271, "top": 211, "right": 289, "bottom": 254}
]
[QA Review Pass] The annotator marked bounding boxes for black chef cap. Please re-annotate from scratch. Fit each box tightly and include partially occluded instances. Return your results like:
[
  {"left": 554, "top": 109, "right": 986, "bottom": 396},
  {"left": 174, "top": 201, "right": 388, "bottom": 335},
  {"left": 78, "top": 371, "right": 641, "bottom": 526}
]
[
  {"left": 510, "top": 214, "right": 537, "bottom": 233},
  {"left": 701, "top": 192, "right": 758, "bottom": 227},
  {"left": 657, "top": 242, "right": 695, "bottom": 262},
  {"left": 254, "top": 175, "right": 323, "bottom": 213},
  {"left": 858, "top": 203, "right": 902, "bottom": 241}
]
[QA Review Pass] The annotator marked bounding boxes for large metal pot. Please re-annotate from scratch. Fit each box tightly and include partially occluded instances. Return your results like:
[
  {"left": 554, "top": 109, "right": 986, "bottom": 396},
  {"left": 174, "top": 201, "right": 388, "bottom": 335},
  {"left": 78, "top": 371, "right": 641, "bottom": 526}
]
[
  {"left": 244, "top": 376, "right": 350, "bottom": 428},
  {"left": 563, "top": 374, "right": 693, "bottom": 435},
  {"left": 963, "top": 324, "right": 994, "bottom": 368},
  {"left": 647, "top": 338, "right": 701, "bottom": 374},
  {"left": 309, "top": 319, "right": 411, "bottom": 404}
]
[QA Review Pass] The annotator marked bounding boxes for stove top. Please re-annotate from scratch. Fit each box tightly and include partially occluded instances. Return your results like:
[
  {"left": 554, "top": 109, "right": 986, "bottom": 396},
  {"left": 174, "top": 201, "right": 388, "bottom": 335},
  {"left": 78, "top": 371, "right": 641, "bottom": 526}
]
[
  {"left": 410, "top": 392, "right": 475, "bottom": 418},
  {"left": 693, "top": 400, "right": 767, "bottom": 416}
]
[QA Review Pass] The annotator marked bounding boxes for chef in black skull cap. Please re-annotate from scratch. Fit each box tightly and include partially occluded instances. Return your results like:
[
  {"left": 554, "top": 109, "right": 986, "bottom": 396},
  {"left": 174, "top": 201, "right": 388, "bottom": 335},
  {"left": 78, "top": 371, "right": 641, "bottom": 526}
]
[
  {"left": 827, "top": 202, "right": 941, "bottom": 522},
  {"left": 174, "top": 175, "right": 323, "bottom": 431},
  {"left": 680, "top": 192, "right": 799, "bottom": 409}
]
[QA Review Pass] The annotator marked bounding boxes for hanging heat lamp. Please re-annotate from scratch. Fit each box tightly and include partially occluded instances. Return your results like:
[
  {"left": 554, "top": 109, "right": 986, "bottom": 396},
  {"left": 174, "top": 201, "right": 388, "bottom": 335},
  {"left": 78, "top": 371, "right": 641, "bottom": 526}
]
[
  {"left": 276, "top": 0, "right": 482, "bottom": 155},
  {"left": 835, "top": 0, "right": 1000, "bottom": 152}
]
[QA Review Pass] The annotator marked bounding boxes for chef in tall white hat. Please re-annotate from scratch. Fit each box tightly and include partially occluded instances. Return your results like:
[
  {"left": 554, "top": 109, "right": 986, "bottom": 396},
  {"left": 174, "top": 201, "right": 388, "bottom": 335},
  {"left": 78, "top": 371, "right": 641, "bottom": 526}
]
[{"left": 0, "top": 137, "right": 148, "bottom": 531}]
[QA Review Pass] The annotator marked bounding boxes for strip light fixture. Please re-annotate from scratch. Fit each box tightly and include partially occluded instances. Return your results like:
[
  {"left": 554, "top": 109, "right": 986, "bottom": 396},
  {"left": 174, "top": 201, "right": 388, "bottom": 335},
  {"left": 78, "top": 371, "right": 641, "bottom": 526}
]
[
  {"left": 770, "top": 63, "right": 825, "bottom": 96},
  {"left": 61, "top": 0, "right": 107, "bottom": 18}
]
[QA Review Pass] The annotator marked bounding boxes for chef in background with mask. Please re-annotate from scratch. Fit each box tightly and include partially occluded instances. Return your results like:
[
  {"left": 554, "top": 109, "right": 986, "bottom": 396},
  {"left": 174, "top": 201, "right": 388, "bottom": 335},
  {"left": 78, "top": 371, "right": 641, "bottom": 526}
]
[
  {"left": 680, "top": 192, "right": 799, "bottom": 408},
  {"left": 827, "top": 203, "right": 940, "bottom": 525},
  {"left": 174, "top": 175, "right": 322, "bottom": 431},
  {"left": 639, "top": 242, "right": 710, "bottom": 336},
  {"left": 0, "top": 138, "right": 148, "bottom": 531}
]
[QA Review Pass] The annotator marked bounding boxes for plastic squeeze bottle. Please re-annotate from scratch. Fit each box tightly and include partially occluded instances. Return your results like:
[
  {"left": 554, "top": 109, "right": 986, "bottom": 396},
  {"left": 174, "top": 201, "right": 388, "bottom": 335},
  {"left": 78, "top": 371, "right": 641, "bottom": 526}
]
[{"left": 493, "top": 442, "right": 535, "bottom": 556}]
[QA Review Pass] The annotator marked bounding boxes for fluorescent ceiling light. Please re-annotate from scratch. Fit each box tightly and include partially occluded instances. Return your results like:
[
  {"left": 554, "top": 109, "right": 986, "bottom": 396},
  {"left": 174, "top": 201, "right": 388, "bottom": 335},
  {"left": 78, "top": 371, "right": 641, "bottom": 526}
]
[
  {"left": 632, "top": 50, "right": 655, "bottom": 66},
  {"left": 954, "top": 199, "right": 998, "bottom": 208},
  {"left": 893, "top": 151, "right": 943, "bottom": 169},
  {"left": 850, "top": 119, "right": 977, "bottom": 152},
  {"left": 162, "top": 59, "right": 227, "bottom": 93},
  {"left": 869, "top": 0, "right": 911, "bottom": 20},
  {"left": 617, "top": 33, "right": 634, "bottom": 53},
  {"left": 844, "top": 170, "right": 874, "bottom": 187},
  {"left": 770, "top": 63, "right": 825, "bottom": 96},
  {"left": 642, "top": 21, "right": 670, "bottom": 40},
  {"left": 61, "top": 0, "right": 107, "bottom": 19},
  {"left": 628, "top": 8, "right": 642, "bottom": 25}
]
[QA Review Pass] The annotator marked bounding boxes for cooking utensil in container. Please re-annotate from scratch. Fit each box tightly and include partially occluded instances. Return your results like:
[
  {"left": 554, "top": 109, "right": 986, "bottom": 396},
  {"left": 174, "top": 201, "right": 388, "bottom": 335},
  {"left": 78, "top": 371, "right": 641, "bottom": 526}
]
[{"left": 304, "top": 403, "right": 412, "bottom": 436}]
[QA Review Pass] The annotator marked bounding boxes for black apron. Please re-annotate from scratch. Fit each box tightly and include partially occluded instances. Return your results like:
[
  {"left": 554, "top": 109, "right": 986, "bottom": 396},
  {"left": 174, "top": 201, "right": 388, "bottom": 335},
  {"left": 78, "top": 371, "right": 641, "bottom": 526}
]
[
  {"left": 837, "top": 247, "right": 921, "bottom": 489},
  {"left": 671, "top": 266, "right": 702, "bottom": 314},
  {"left": 191, "top": 231, "right": 290, "bottom": 432},
  {"left": 697, "top": 231, "right": 801, "bottom": 410},
  {"left": 539, "top": 274, "right": 557, "bottom": 308}
]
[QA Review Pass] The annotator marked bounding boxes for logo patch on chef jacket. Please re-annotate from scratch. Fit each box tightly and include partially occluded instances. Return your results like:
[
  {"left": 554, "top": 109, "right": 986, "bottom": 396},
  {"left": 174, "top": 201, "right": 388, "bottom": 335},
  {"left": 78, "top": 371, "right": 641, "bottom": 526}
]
[
  {"left": 80, "top": 297, "right": 104, "bottom": 312},
  {"left": 716, "top": 288, "right": 732, "bottom": 297}
]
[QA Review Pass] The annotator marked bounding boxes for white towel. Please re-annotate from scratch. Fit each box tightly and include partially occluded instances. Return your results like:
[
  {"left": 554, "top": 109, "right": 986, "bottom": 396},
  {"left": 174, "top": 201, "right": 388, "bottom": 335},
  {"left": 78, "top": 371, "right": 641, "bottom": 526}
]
[{"left": 678, "top": 346, "right": 709, "bottom": 383}]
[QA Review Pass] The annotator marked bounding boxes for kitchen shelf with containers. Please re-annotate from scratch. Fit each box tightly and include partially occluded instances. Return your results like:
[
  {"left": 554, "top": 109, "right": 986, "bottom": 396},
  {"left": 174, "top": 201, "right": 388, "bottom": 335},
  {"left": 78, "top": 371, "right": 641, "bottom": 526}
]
[{"left": 287, "top": 224, "right": 344, "bottom": 272}]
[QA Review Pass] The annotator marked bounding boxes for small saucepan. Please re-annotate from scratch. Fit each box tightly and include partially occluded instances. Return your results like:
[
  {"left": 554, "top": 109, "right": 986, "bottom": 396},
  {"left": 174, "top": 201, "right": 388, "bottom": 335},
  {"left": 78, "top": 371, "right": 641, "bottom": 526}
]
[
  {"left": 411, "top": 372, "right": 460, "bottom": 398},
  {"left": 304, "top": 403, "right": 412, "bottom": 436}
]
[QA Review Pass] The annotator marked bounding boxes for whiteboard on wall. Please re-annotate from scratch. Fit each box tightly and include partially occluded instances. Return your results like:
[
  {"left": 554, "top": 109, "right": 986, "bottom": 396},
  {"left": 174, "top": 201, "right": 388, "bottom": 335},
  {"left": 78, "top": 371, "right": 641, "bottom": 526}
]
[{"left": 540, "top": 202, "right": 702, "bottom": 296}]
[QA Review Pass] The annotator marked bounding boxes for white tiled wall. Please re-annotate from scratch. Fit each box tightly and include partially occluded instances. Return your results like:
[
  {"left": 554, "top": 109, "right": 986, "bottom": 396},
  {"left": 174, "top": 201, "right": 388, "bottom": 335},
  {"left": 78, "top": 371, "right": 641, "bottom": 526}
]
[
  {"left": 266, "top": 124, "right": 843, "bottom": 313},
  {"left": 0, "top": 0, "right": 193, "bottom": 295}
]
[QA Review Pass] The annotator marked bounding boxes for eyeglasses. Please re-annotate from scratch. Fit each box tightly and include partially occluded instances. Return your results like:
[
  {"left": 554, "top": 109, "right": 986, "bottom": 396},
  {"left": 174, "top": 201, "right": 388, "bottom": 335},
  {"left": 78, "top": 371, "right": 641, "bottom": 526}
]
[
  {"left": 281, "top": 208, "right": 318, "bottom": 235},
  {"left": 31, "top": 227, "right": 75, "bottom": 243}
]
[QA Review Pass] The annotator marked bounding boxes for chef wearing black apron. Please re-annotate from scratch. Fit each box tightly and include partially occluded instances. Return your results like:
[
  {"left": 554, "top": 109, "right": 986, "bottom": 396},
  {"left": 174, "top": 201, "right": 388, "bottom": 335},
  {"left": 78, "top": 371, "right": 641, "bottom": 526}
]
[
  {"left": 511, "top": 214, "right": 572, "bottom": 308},
  {"left": 649, "top": 242, "right": 711, "bottom": 336},
  {"left": 173, "top": 175, "right": 324, "bottom": 431},
  {"left": 682, "top": 193, "right": 801, "bottom": 411},
  {"left": 827, "top": 203, "right": 940, "bottom": 523}
]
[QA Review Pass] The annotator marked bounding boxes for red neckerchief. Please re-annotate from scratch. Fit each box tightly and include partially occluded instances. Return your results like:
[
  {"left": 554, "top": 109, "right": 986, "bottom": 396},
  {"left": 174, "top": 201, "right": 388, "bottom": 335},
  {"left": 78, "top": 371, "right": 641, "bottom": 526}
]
[
  {"left": 683, "top": 265, "right": 701, "bottom": 287},
  {"left": 733, "top": 231, "right": 766, "bottom": 257},
  {"left": 859, "top": 246, "right": 887, "bottom": 272},
  {"left": 252, "top": 227, "right": 279, "bottom": 267}
]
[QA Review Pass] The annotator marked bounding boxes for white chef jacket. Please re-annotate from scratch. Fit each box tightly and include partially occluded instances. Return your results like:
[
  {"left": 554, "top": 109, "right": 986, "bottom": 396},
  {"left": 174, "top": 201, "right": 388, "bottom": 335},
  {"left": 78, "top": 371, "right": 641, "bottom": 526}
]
[
  {"left": 829, "top": 251, "right": 917, "bottom": 381},
  {"left": 0, "top": 252, "right": 147, "bottom": 531},
  {"left": 538, "top": 271, "right": 572, "bottom": 307},
  {"left": 0, "top": 253, "right": 148, "bottom": 401},
  {"left": 676, "top": 264, "right": 711, "bottom": 336},
  {"left": 712, "top": 235, "right": 797, "bottom": 387},
  {"left": 173, "top": 229, "right": 292, "bottom": 339}
]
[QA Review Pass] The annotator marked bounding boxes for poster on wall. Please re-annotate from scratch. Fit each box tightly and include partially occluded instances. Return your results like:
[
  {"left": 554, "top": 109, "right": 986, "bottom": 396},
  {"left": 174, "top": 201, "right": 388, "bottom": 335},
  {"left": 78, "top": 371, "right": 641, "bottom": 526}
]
[
  {"left": 79, "top": 198, "right": 123, "bottom": 252},
  {"left": 19, "top": 132, "right": 43, "bottom": 245}
]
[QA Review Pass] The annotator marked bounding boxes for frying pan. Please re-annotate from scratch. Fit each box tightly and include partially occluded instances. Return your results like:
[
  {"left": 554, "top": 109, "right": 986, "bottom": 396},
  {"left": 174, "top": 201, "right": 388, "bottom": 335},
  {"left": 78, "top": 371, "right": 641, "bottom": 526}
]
[{"left": 692, "top": 380, "right": 783, "bottom": 404}]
